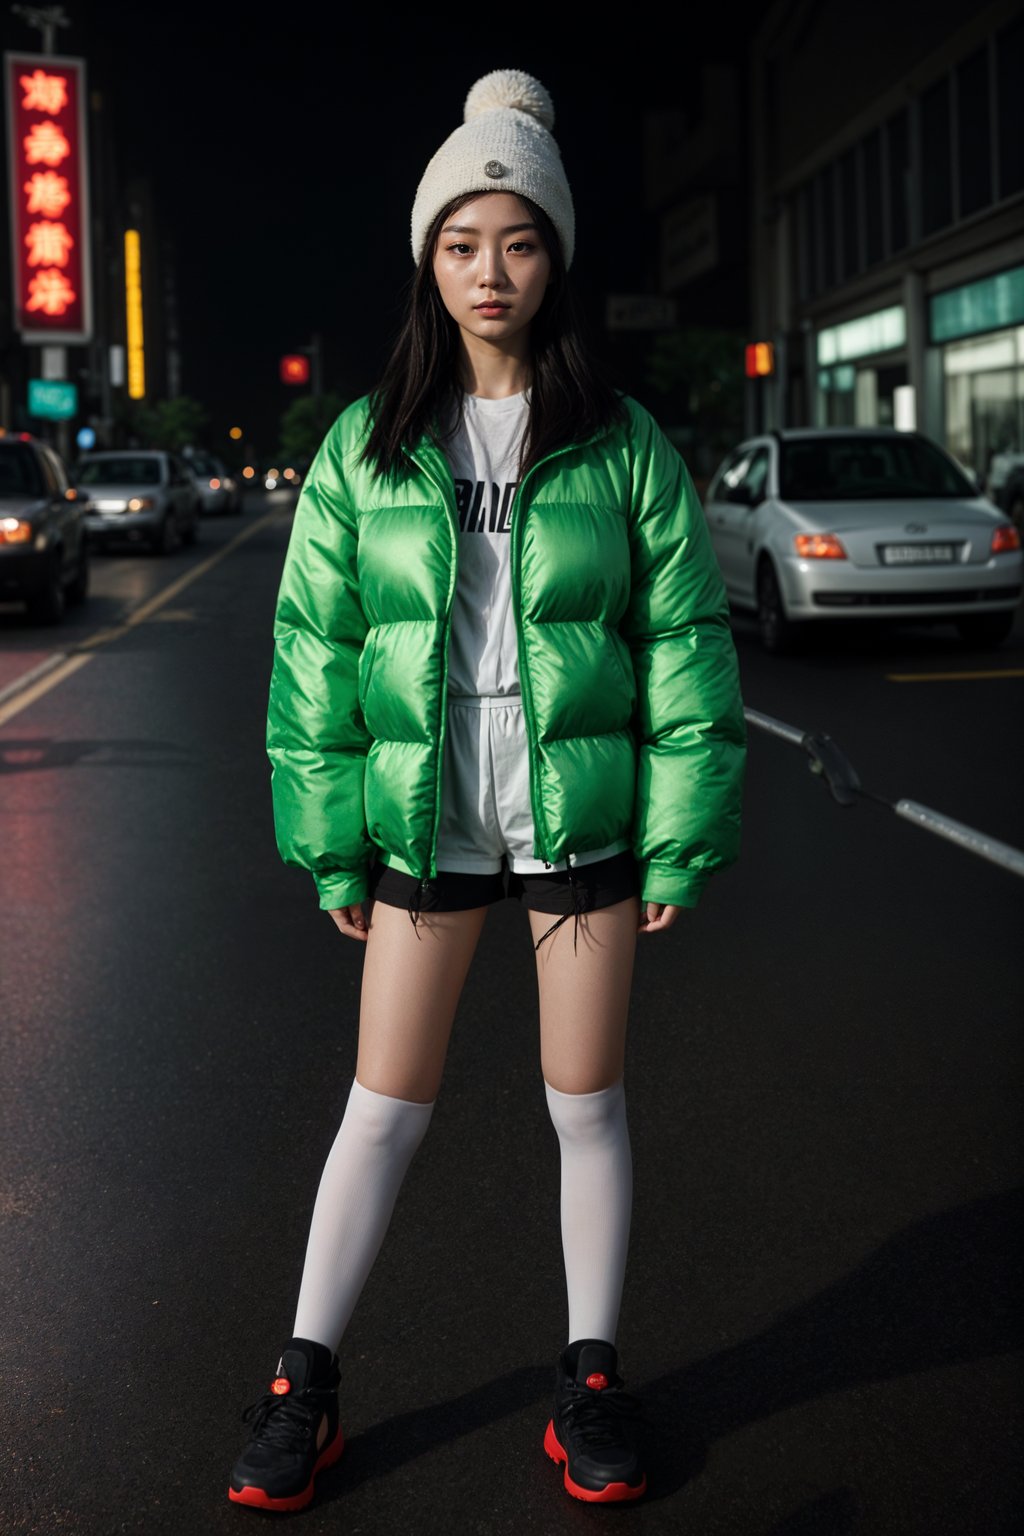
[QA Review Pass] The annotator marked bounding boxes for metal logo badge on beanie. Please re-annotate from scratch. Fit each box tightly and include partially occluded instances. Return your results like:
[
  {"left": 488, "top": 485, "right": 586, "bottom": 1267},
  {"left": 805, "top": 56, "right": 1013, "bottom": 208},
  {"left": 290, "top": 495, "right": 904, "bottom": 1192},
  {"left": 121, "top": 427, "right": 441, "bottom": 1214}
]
[{"left": 410, "top": 68, "right": 576, "bottom": 268}]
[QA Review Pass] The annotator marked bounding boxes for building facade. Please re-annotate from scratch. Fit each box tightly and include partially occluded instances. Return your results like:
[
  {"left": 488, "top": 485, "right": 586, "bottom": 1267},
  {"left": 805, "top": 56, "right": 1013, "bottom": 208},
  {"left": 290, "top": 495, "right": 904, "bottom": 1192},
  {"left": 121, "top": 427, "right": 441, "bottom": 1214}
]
[{"left": 746, "top": 0, "right": 1023, "bottom": 481}]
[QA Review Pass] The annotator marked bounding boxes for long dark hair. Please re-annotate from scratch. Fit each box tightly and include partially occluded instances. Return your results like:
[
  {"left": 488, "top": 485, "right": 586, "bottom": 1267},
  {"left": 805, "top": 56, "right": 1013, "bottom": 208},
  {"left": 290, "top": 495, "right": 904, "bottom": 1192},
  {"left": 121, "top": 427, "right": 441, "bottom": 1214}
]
[{"left": 359, "top": 193, "right": 627, "bottom": 482}]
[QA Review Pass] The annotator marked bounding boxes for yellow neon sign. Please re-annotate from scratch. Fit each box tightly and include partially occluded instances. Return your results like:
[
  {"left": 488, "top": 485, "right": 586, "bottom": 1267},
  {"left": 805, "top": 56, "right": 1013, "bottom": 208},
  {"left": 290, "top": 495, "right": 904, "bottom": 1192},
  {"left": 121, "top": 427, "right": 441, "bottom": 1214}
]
[{"left": 124, "top": 229, "right": 145, "bottom": 400}]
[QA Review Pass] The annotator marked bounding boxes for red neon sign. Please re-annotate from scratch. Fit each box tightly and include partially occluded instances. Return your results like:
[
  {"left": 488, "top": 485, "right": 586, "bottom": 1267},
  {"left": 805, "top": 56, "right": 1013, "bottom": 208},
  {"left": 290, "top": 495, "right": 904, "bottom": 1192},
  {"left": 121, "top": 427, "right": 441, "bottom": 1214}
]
[{"left": 5, "top": 52, "right": 92, "bottom": 341}]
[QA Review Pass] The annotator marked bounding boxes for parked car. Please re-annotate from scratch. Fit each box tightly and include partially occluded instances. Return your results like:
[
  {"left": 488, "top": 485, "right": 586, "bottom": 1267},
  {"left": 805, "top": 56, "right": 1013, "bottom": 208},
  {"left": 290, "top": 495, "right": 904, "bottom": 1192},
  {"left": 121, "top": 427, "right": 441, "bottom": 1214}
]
[
  {"left": 183, "top": 448, "right": 241, "bottom": 515},
  {"left": 74, "top": 449, "right": 200, "bottom": 554},
  {"left": 0, "top": 432, "right": 89, "bottom": 624},
  {"left": 703, "top": 427, "right": 1023, "bottom": 653},
  {"left": 985, "top": 451, "right": 1024, "bottom": 530}
]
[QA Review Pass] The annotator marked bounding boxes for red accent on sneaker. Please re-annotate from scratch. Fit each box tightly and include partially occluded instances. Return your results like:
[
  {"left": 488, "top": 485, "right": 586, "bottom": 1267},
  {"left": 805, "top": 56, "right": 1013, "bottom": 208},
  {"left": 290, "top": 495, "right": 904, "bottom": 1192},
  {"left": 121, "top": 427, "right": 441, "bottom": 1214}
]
[
  {"left": 228, "top": 1427, "right": 345, "bottom": 1511},
  {"left": 585, "top": 1372, "right": 609, "bottom": 1390},
  {"left": 270, "top": 1376, "right": 291, "bottom": 1395},
  {"left": 543, "top": 1419, "right": 646, "bottom": 1503}
]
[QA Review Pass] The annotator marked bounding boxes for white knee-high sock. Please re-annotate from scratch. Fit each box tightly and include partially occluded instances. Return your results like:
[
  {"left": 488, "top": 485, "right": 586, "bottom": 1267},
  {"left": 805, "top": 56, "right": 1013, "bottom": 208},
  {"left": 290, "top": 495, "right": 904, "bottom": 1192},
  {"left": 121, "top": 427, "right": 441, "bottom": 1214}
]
[
  {"left": 544, "top": 1079, "right": 633, "bottom": 1346},
  {"left": 292, "top": 1078, "right": 435, "bottom": 1352}
]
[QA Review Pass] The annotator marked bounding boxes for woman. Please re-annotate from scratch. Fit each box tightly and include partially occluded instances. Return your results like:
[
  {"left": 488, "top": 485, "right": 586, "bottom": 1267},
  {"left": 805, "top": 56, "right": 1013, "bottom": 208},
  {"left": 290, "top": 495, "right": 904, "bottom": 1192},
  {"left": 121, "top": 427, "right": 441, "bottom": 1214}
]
[{"left": 228, "top": 67, "right": 746, "bottom": 1513}]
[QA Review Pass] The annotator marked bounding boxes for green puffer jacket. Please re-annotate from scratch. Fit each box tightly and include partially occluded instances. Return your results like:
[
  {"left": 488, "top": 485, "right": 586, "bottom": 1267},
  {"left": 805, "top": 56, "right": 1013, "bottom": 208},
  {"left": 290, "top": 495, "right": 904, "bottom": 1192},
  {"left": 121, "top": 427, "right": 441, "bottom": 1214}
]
[{"left": 267, "top": 392, "right": 746, "bottom": 912}]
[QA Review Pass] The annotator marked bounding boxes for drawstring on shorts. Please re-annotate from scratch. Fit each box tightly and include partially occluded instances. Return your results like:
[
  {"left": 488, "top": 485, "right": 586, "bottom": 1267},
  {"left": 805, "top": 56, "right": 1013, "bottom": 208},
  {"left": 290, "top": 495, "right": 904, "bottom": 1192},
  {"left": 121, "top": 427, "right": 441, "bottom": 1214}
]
[
  {"left": 407, "top": 877, "right": 426, "bottom": 938},
  {"left": 533, "top": 860, "right": 582, "bottom": 955}
]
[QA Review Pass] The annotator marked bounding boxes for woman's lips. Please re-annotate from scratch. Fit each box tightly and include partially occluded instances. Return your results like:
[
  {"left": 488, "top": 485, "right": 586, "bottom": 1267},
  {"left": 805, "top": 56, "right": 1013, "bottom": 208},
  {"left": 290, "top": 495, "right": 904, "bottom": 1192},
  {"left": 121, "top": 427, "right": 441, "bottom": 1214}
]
[{"left": 474, "top": 303, "right": 510, "bottom": 314}]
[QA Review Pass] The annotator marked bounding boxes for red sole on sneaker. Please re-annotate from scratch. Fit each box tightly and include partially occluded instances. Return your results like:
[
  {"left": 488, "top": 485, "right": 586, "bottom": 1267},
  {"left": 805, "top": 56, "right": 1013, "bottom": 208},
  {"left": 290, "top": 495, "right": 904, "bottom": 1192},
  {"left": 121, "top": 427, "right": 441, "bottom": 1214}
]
[
  {"left": 543, "top": 1418, "right": 646, "bottom": 1503},
  {"left": 228, "top": 1426, "right": 345, "bottom": 1511}
]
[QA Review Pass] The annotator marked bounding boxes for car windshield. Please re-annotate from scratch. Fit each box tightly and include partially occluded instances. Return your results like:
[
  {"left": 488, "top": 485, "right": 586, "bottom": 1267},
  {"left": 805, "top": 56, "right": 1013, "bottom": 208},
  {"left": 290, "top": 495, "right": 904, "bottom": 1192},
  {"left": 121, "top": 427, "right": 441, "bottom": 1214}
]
[
  {"left": 186, "top": 454, "right": 217, "bottom": 475},
  {"left": 780, "top": 436, "right": 976, "bottom": 501},
  {"left": 77, "top": 457, "right": 162, "bottom": 486},
  {"left": 0, "top": 445, "right": 45, "bottom": 497}
]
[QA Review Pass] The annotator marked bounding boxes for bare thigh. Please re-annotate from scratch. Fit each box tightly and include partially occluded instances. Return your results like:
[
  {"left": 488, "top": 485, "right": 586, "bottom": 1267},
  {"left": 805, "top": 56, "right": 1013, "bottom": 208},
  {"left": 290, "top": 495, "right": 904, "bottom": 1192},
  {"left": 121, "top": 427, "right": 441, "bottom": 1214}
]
[
  {"left": 530, "top": 896, "right": 640, "bottom": 1094},
  {"left": 356, "top": 900, "right": 490, "bottom": 1102}
]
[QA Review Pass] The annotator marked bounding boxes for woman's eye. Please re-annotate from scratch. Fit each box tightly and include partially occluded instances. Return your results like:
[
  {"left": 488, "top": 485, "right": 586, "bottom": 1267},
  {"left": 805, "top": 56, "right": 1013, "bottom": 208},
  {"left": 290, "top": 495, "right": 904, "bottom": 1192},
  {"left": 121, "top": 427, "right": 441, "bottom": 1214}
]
[
  {"left": 508, "top": 241, "right": 534, "bottom": 253},
  {"left": 447, "top": 242, "right": 473, "bottom": 255}
]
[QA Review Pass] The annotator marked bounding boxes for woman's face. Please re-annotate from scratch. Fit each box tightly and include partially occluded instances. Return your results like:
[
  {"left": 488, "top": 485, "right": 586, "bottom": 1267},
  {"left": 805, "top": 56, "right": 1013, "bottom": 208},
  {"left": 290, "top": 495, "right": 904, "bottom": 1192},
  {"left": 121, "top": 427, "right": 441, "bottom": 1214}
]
[{"left": 432, "top": 192, "right": 552, "bottom": 354}]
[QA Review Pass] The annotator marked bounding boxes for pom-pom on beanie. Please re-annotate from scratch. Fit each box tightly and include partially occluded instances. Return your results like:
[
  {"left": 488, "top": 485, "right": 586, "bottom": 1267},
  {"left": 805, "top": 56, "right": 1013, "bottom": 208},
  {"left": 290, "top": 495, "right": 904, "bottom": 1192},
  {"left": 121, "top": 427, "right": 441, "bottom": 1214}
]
[{"left": 410, "top": 68, "right": 575, "bottom": 269}]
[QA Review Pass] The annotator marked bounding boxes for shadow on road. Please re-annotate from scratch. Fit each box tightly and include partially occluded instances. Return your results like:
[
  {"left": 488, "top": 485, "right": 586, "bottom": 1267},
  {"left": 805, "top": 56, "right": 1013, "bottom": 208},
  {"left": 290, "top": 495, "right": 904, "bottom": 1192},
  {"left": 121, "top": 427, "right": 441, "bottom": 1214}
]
[
  {"left": 308, "top": 1187, "right": 1022, "bottom": 1508},
  {"left": 0, "top": 737, "right": 190, "bottom": 773}
]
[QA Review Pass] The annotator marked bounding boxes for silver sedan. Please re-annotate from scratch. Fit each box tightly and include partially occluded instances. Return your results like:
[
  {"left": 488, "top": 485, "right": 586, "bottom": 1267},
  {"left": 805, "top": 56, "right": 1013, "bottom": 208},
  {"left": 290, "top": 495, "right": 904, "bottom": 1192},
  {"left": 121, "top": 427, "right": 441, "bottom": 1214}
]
[{"left": 703, "top": 428, "right": 1023, "bottom": 653}]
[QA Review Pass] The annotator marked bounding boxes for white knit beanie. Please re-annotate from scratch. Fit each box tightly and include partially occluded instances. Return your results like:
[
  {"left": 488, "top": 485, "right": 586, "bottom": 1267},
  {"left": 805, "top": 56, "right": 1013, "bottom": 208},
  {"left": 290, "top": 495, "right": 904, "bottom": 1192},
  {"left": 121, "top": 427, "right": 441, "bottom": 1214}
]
[{"left": 410, "top": 68, "right": 575, "bottom": 269}]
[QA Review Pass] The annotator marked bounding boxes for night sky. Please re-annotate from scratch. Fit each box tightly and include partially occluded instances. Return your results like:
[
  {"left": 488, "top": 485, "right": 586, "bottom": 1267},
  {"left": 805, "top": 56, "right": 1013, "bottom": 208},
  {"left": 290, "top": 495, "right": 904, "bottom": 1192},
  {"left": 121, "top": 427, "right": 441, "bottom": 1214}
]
[{"left": 8, "top": 3, "right": 770, "bottom": 451}]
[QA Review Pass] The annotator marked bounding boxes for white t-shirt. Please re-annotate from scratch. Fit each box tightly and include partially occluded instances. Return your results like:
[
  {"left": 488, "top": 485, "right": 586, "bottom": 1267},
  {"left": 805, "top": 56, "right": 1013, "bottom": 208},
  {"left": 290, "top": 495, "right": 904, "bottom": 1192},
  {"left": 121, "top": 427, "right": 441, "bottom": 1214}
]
[{"left": 444, "top": 391, "right": 529, "bottom": 697}]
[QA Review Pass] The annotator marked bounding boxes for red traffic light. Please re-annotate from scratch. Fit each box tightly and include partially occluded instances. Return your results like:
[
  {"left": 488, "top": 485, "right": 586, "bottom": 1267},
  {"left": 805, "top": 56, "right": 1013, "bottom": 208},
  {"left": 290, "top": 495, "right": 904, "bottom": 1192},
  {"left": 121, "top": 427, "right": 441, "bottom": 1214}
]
[
  {"left": 745, "top": 342, "right": 775, "bottom": 378},
  {"left": 280, "top": 354, "right": 310, "bottom": 384}
]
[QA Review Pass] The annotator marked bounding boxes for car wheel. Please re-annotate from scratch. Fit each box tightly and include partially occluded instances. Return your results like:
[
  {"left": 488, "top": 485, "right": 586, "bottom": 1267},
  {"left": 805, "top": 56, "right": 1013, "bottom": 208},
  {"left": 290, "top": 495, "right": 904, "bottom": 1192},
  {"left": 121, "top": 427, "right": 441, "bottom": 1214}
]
[
  {"left": 757, "top": 559, "right": 799, "bottom": 654},
  {"left": 27, "top": 552, "right": 66, "bottom": 625},
  {"left": 67, "top": 541, "right": 89, "bottom": 605},
  {"left": 181, "top": 505, "right": 199, "bottom": 546},
  {"left": 151, "top": 513, "right": 177, "bottom": 555},
  {"left": 955, "top": 611, "right": 1016, "bottom": 648}
]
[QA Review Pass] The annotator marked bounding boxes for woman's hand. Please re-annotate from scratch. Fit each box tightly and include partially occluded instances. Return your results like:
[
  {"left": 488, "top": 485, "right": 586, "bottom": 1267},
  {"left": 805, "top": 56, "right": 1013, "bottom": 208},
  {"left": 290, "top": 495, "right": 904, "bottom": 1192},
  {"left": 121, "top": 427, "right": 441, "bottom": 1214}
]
[
  {"left": 327, "top": 904, "right": 370, "bottom": 943},
  {"left": 638, "top": 902, "right": 682, "bottom": 934}
]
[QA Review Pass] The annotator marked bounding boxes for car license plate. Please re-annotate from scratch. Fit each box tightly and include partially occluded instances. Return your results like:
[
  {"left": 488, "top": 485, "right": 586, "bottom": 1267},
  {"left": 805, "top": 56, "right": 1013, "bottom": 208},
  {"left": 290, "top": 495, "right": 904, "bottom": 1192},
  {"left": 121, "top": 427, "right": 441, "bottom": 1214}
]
[{"left": 880, "top": 543, "right": 956, "bottom": 564}]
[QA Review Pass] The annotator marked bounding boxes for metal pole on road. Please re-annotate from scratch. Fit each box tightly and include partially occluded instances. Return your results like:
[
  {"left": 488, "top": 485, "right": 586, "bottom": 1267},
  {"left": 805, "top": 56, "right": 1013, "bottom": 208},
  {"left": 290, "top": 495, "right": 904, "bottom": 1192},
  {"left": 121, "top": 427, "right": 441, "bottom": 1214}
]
[{"left": 744, "top": 705, "right": 1024, "bottom": 880}]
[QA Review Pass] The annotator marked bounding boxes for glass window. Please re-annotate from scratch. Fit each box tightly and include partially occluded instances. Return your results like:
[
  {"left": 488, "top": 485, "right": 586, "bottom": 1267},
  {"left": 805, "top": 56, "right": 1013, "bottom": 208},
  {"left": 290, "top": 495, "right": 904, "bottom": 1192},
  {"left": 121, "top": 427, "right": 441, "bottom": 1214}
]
[
  {"left": 887, "top": 110, "right": 910, "bottom": 252},
  {"left": 996, "top": 14, "right": 1024, "bottom": 197},
  {"left": 863, "top": 129, "right": 884, "bottom": 266},
  {"left": 0, "top": 444, "right": 45, "bottom": 497},
  {"left": 796, "top": 184, "right": 812, "bottom": 302},
  {"left": 42, "top": 447, "right": 69, "bottom": 492},
  {"left": 957, "top": 47, "right": 992, "bottom": 217},
  {"left": 921, "top": 77, "right": 952, "bottom": 235},
  {"left": 840, "top": 148, "right": 860, "bottom": 282},
  {"left": 811, "top": 171, "right": 826, "bottom": 293},
  {"left": 706, "top": 446, "right": 747, "bottom": 504},
  {"left": 76, "top": 456, "right": 163, "bottom": 486},
  {"left": 821, "top": 163, "right": 837, "bottom": 289},
  {"left": 780, "top": 433, "right": 975, "bottom": 500}
]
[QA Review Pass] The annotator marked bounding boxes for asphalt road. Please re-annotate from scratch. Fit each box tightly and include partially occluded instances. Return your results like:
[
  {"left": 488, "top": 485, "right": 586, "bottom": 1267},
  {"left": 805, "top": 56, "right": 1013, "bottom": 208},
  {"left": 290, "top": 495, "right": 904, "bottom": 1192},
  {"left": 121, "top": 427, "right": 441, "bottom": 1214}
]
[{"left": 1, "top": 492, "right": 1022, "bottom": 1536}]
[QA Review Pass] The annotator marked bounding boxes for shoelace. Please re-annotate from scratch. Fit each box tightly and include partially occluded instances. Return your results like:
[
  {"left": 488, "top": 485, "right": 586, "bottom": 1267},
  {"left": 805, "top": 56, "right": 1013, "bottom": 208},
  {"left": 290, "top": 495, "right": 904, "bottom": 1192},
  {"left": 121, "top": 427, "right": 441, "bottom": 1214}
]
[
  {"left": 559, "top": 1381, "right": 646, "bottom": 1449},
  {"left": 240, "top": 1389, "right": 324, "bottom": 1450}
]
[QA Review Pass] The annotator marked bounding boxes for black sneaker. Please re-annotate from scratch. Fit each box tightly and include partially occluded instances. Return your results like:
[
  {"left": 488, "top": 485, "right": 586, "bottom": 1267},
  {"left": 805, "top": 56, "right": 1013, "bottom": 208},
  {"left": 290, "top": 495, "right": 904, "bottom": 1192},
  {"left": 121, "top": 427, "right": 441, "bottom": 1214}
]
[
  {"left": 543, "top": 1339, "right": 647, "bottom": 1503},
  {"left": 228, "top": 1337, "right": 344, "bottom": 1512}
]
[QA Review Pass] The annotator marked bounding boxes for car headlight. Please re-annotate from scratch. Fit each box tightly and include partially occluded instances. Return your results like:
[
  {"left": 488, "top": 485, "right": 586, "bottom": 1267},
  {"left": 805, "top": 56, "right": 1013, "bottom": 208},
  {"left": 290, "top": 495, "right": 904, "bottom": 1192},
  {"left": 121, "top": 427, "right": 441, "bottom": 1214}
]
[
  {"left": 127, "top": 496, "right": 155, "bottom": 512},
  {"left": 0, "top": 516, "right": 33, "bottom": 545}
]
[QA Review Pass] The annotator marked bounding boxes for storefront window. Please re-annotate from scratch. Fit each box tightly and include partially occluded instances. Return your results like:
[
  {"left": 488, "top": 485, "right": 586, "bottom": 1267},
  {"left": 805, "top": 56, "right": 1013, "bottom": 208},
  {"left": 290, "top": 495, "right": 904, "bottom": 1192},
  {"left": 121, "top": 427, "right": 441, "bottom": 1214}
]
[{"left": 943, "top": 328, "right": 1024, "bottom": 481}]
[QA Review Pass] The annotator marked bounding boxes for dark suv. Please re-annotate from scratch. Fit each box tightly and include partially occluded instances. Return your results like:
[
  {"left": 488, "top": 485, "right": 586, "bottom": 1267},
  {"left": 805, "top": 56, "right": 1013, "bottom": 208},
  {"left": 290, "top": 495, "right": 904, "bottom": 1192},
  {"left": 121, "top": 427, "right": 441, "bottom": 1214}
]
[{"left": 0, "top": 433, "right": 89, "bottom": 624}]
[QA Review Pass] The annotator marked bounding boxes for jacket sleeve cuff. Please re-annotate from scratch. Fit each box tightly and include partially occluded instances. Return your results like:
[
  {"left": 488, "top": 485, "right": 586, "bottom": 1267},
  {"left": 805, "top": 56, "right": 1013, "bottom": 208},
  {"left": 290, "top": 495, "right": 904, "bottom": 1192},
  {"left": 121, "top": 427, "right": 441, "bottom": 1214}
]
[
  {"left": 637, "top": 861, "right": 710, "bottom": 908},
  {"left": 314, "top": 869, "right": 369, "bottom": 911}
]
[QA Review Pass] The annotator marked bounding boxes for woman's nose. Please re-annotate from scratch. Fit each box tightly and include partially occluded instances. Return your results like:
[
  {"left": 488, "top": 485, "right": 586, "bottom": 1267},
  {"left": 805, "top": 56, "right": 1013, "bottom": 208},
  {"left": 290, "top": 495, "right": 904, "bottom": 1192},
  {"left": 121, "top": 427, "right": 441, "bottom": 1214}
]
[{"left": 478, "top": 254, "right": 507, "bottom": 287}]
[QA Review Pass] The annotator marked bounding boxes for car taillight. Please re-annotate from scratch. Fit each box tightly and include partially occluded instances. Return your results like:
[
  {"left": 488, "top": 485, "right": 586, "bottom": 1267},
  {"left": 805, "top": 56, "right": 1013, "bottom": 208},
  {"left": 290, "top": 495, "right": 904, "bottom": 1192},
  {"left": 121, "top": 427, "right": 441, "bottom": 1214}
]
[
  {"left": 794, "top": 532, "right": 847, "bottom": 559},
  {"left": 0, "top": 517, "right": 33, "bottom": 544},
  {"left": 992, "top": 525, "right": 1021, "bottom": 554}
]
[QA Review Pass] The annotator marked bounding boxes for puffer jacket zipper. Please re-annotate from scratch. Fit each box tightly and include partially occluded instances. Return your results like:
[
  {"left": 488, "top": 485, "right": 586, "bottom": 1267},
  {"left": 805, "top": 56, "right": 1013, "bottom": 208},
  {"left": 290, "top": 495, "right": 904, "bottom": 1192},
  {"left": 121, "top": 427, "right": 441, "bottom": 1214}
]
[
  {"left": 407, "top": 444, "right": 460, "bottom": 917},
  {"left": 406, "top": 426, "right": 608, "bottom": 932},
  {"left": 508, "top": 442, "right": 578, "bottom": 863}
]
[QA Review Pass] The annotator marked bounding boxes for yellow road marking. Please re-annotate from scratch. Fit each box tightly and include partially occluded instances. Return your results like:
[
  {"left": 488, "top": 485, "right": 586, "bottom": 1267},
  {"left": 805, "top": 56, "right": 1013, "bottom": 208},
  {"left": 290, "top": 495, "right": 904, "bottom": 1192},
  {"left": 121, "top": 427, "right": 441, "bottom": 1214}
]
[
  {"left": 886, "top": 668, "right": 1024, "bottom": 682},
  {"left": 0, "top": 507, "right": 287, "bottom": 727}
]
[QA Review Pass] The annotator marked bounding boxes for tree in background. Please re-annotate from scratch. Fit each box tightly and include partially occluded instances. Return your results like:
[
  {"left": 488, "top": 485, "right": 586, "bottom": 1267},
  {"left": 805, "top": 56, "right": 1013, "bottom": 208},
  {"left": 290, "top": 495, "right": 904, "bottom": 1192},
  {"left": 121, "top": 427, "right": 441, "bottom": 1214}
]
[
  {"left": 116, "top": 395, "right": 209, "bottom": 452},
  {"left": 643, "top": 326, "right": 745, "bottom": 488},
  {"left": 278, "top": 392, "right": 350, "bottom": 466}
]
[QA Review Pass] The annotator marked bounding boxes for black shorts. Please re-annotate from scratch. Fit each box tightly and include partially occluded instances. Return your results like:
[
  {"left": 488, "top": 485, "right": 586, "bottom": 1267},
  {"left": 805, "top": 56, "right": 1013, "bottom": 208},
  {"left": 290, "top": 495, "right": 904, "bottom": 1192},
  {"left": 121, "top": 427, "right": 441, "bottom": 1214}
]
[{"left": 367, "top": 848, "right": 640, "bottom": 916}]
